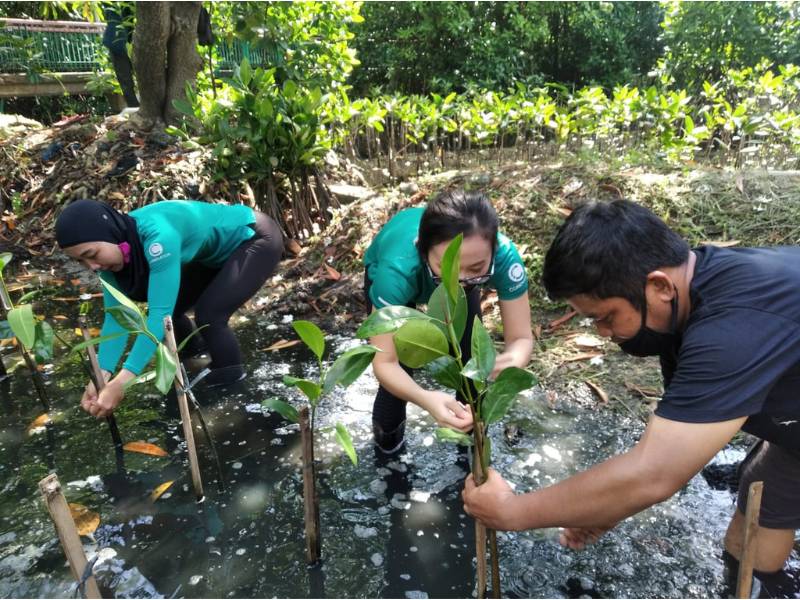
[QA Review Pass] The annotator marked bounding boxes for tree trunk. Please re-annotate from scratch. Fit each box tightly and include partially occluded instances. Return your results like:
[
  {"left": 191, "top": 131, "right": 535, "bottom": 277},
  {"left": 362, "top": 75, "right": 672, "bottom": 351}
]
[
  {"left": 164, "top": 2, "right": 203, "bottom": 125},
  {"left": 133, "top": 1, "right": 202, "bottom": 128}
]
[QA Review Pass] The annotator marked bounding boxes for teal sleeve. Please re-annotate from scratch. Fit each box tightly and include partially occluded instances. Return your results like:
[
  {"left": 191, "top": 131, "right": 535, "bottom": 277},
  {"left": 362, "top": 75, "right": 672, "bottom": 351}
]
[
  {"left": 367, "top": 264, "right": 415, "bottom": 308},
  {"left": 96, "top": 272, "right": 130, "bottom": 373},
  {"left": 492, "top": 234, "right": 529, "bottom": 301},
  {"left": 122, "top": 228, "right": 182, "bottom": 375}
]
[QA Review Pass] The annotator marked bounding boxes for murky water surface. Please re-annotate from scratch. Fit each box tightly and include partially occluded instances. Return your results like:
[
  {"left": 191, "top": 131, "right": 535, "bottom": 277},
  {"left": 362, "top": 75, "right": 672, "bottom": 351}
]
[{"left": 0, "top": 294, "right": 797, "bottom": 598}]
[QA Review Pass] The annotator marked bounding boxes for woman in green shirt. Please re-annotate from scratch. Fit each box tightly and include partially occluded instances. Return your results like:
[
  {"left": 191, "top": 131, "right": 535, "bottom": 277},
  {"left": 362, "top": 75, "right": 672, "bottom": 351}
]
[
  {"left": 55, "top": 199, "right": 283, "bottom": 418},
  {"left": 363, "top": 189, "right": 534, "bottom": 453}
]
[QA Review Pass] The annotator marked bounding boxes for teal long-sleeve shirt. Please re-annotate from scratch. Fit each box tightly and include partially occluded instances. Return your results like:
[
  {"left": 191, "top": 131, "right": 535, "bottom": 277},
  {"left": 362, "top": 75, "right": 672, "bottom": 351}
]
[{"left": 97, "top": 200, "right": 256, "bottom": 375}]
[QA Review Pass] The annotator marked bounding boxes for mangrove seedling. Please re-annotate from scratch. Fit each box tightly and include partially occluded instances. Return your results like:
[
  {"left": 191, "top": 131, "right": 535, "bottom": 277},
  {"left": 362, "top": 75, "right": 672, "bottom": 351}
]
[
  {"left": 0, "top": 252, "right": 54, "bottom": 410},
  {"left": 262, "top": 320, "right": 378, "bottom": 564},
  {"left": 356, "top": 234, "right": 537, "bottom": 598}
]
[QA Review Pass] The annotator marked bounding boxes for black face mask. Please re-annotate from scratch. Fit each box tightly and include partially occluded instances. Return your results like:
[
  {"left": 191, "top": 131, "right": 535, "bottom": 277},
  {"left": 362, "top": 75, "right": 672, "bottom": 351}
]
[{"left": 618, "top": 286, "right": 680, "bottom": 358}]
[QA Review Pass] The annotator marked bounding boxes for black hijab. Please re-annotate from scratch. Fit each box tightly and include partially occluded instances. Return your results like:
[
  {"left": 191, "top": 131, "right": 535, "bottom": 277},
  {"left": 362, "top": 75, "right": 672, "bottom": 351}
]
[{"left": 55, "top": 199, "right": 150, "bottom": 301}]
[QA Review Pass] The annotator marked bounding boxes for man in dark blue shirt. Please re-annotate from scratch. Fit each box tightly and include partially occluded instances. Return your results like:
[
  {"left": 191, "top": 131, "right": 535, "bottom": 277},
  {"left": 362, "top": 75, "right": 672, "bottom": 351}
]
[{"left": 463, "top": 199, "right": 800, "bottom": 585}]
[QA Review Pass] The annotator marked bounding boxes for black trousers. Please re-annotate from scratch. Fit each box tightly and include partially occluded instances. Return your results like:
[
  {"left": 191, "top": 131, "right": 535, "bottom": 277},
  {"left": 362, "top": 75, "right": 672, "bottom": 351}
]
[
  {"left": 364, "top": 270, "right": 482, "bottom": 433},
  {"left": 173, "top": 212, "right": 283, "bottom": 370}
]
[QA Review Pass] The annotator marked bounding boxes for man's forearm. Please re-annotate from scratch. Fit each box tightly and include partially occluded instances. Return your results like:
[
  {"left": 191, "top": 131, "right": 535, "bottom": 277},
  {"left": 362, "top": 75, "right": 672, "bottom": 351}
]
[{"left": 507, "top": 451, "right": 674, "bottom": 531}]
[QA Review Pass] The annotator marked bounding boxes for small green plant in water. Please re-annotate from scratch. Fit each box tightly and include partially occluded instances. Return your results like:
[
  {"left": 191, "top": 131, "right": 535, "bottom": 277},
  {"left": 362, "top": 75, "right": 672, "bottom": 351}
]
[
  {"left": 69, "top": 279, "right": 199, "bottom": 395},
  {"left": 262, "top": 320, "right": 378, "bottom": 564},
  {"left": 356, "top": 234, "right": 537, "bottom": 598},
  {"left": 0, "top": 252, "right": 54, "bottom": 408}
]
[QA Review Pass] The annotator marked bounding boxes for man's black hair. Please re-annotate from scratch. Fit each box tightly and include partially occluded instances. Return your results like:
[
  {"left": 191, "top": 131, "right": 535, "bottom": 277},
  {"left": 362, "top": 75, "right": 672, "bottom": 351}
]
[
  {"left": 417, "top": 189, "right": 498, "bottom": 259},
  {"left": 542, "top": 199, "right": 690, "bottom": 309}
]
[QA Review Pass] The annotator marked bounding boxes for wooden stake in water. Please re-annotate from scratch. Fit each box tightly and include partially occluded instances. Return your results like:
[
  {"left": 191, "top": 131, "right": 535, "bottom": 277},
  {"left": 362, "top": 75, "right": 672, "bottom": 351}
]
[
  {"left": 162, "top": 316, "right": 204, "bottom": 501},
  {"left": 736, "top": 481, "right": 764, "bottom": 599},
  {"left": 299, "top": 406, "right": 321, "bottom": 564},
  {"left": 78, "top": 316, "right": 123, "bottom": 450},
  {"left": 38, "top": 473, "right": 102, "bottom": 599},
  {"left": 472, "top": 446, "right": 488, "bottom": 598}
]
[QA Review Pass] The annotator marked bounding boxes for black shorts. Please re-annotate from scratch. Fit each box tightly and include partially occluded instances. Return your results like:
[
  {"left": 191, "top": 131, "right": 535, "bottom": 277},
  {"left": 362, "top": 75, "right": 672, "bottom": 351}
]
[{"left": 737, "top": 440, "right": 800, "bottom": 529}]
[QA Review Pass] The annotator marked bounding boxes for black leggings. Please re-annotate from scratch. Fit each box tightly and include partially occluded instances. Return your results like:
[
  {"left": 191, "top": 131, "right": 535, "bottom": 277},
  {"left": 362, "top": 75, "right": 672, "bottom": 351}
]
[
  {"left": 172, "top": 212, "right": 283, "bottom": 370},
  {"left": 364, "top": 270, "right": 482, "bottom": 433}
]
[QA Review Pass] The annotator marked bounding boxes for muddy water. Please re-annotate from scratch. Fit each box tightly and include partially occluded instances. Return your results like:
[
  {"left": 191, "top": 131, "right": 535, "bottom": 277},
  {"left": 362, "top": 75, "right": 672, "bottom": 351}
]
[{"left": 0, "top": 301, "right": 796, "bottom": 598}]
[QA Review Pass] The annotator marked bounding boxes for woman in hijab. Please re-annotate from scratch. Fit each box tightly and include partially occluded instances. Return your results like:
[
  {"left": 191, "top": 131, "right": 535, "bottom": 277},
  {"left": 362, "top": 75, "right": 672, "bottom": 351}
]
[{"left": 55, "top": 199, "right": 283, "bottom": 418}]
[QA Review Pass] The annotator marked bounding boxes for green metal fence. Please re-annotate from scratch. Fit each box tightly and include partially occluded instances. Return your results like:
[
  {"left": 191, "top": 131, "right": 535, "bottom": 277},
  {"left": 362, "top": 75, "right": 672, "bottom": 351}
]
[{"left": 0, "top": 18, "right": 274, "bottom": 74}]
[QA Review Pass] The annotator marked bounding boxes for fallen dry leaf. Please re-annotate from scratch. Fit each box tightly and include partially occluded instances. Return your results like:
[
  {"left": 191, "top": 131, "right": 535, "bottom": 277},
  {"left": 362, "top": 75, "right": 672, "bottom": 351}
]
[
  {"left": 52, "top": 315, "right": 69, "bottom": 321},
  {"left": 123, "top": 441, "right": 168, "bottom": 457},
  {"left": 74, "top": 327, "right": 101, "bottom": 337},
  {"left": 323, "top": 264, "right": 341, "bottom": 281},
  {"left": 572, "top": 334, "right": 605, "bottom": 349},
  {"left": 547, "top": 310, "right": 577, "bottom": 331},
  {"left": 286, "top": 239, "right": 302, "bottom": 255},
  {"left": 68, "top": 503, "right": 100, "bottom": 536},
  {"left": 701, "top": 239, "right": 740, "bottom": 248},
  {"left": 70, "top": 279, "right": 81, "bottom": 286},
  {"left": 562, "top": 351, "right": 604, "bottom": 364},
  {"left": 150, "top": 480, "right": 174, "bottom": 502},
  {"left": 263, "top": 339, "right": 302, "bottom": 352},
  {"left": 27, "top": 413, "right": 52, "bottom": 435},
  {"left": 735, "top": 172, "right": 744, "bottom": 194},
  {"left": 625, "top": 381, "right": 662, "bottom": 398},
  {"left": 586, "top": 380, "right": 609, "bottom": 405}
]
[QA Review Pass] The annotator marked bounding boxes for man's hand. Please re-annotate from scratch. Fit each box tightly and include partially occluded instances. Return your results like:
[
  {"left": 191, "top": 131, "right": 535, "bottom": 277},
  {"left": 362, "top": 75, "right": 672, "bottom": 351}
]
[
  {"left": 558, "top": 526, "right": 612, "bottom": 550},
  {"left": 422, "top": 390, "right": 473, "bottom": 432},
  {"left": 462, "top": 468, "right": 521, "bottom": 530},
  {"left": 80, "top": 370, "right": 112, "bottom": 413}
]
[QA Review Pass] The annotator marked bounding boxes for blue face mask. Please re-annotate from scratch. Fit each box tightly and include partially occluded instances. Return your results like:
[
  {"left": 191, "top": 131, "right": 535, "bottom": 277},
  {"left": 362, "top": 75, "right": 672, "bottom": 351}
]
[{"left": 618, "top": 285, "right": 680, "bottom": 358}]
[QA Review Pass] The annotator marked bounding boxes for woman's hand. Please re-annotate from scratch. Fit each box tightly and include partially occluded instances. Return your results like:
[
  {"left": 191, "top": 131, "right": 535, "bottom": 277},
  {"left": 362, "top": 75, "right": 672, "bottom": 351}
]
[
  {"left": 80, "top": 370, "right": 112, "bottom": 413},
  {"left": 80, "top": 369, "right": 134, "bottom": 419},
  {"left": 420, "top": 390, "right": 473, "bottom": 431}
]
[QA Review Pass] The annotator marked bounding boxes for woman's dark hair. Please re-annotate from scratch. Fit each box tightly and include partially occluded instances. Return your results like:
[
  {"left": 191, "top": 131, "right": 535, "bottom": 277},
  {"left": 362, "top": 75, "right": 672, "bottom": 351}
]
[
  {"left": 417, "top": 189, "right": 499, "bottom": 259},
  {"left": 542, "top": 199, "right": 690, "bottom": 310}
]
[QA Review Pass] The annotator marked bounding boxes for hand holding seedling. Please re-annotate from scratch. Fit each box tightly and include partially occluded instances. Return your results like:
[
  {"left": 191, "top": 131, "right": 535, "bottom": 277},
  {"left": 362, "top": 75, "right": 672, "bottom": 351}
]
[
  {"left": 422, "top": 390, "right": 472, "bottom": 431},
  {"left": 462, "top": 468, "right": 521, "bottom": 531}
]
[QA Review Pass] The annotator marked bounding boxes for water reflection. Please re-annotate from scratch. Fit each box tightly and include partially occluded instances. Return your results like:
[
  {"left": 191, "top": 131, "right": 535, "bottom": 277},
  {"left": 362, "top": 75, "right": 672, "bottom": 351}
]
[{"left": 0, "top": 312, "right": 796, "bottom": 598}]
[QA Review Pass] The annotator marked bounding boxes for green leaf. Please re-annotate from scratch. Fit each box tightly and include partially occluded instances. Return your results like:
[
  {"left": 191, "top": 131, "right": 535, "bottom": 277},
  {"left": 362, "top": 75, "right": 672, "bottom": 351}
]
[
  {"left": 8, "top": 305, "right": 35, "bottom": 349},
  {"left": 0, "top": 252, "right": 12, "bottom": 272},
  {"left": 424, "top": 355, "right": 462, "bottom": 390},
  {"left": 427, "top": 283, "right": 467, "bottom": 342},
  {"left": 322, "top": 344, "right": 379, "bottom": 394},
  {"left": 176, "top": 325, "right": 208, "bottom": 352},
  {"left": 32, "top": 320, "right": 54, "bottom": 362},
  {"left": 435, "top": 427, "right": 474, "bottom": 446},
  {"left": 172, "top": 97, "right": 194, "bottom": 118},
  {"left": 440, "top": 234, "right": 463, "bottom": 303},
  {"left": 154, "top": 344, "right": 178, "bottom": 395},
  {"left": 69, "top": 331, "right": 129, "bottom": 354},
  {"left": 335, "top": 422, "right": 358, "bottom": 466},
  {"left": 292, "top": 320, "right": 325, "bottom": 360},
  {"left": 482, "top": 367, "right": 537, "bottom": 425},
  {"left": 461, "top": 318, "right": 495, "bottom": 383},
  {"left": 107, "top": 305, "right": 146, "bottom": 332},
  {"left": 238, "top": 57, "right": 252, "bottom": 87},
  {"left": 123, "top": 370, "right": 156, "bottom": 390},
  {"left": 283, "top": 375, "right": 321, "bottom": 403},
  {"left": 262, "top": 397, "right": 300, "bottom": 423},
  {"left": 356, "top": 306, "right": 434, "bottom": 338},
  {"left": 393, "top": 319, "right": 450, "bottom": 368},
  {"left": 100, "top": 279, "right": 144, "bottom": 315}
]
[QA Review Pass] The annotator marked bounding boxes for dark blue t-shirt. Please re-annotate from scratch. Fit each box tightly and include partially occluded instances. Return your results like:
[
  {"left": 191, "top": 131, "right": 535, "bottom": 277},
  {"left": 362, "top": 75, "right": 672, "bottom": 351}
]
[{"left": 657, "top": 246, "right": 800, "bottom": 450}]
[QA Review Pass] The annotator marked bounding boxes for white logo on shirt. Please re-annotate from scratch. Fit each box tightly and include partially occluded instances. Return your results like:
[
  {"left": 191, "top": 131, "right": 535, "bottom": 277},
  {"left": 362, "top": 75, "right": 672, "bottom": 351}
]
[
  {"left": 508, "top": 263, "right": 525, "bottom": 283},
  {"left": 148, "top": 243, "right": 163, "bottom": 258}
]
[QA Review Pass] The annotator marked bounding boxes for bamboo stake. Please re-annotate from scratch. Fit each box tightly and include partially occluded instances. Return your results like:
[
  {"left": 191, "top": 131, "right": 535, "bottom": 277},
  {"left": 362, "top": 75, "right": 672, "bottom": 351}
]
[
  {"left": 162, "top": 316, "right": 204, "bottom": 501},
  {"left": 38, "top": 473, "right": 102, "bottom": 599},
  {"left": 78, "top": 316, "right": 123, "bottom": 450},
  {"left": 736, "top": 481, "right": 764, "bottom": 599},
  {"left": 299, "top": 406, "right": 321, "bottom": 564},
  {"left": 472, "top": 447, "right": 488, "bottom": 598}
]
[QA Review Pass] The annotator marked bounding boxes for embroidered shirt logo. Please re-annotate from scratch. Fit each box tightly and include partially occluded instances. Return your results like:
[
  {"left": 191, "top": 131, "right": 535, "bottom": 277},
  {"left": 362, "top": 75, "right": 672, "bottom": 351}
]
[
  {"left": 148, "top": 243, "right": 164, "bottom": 258},
  {"left": 508, "top": 263, "right": 525, "bottom": 283}
]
